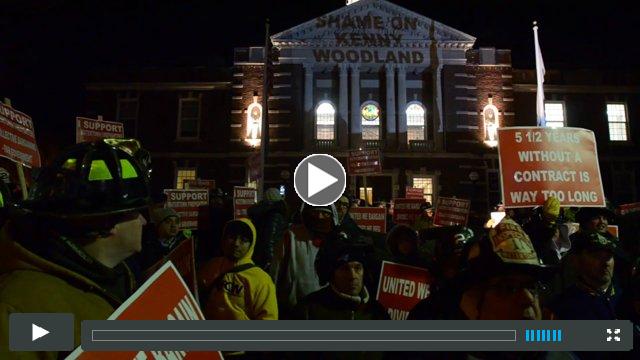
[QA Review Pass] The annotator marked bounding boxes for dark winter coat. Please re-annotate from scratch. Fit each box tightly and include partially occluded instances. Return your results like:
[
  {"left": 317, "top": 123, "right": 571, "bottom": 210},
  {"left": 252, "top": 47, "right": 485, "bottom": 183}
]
[{"left": 291, "top": 285, "right": 389, "bottom": 320}]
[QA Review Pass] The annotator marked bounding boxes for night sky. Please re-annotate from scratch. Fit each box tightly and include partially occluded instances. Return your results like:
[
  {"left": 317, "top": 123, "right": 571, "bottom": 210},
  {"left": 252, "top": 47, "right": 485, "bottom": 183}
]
[{"left": 0, "top": 0, "right": 636, "bottom": 146}]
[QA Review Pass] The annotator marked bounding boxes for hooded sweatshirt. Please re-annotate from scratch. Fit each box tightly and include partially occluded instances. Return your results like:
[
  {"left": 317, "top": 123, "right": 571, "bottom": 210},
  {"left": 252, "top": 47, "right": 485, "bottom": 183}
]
[
  {"left": 199, "top": 218, "right": 278, "bottom": 320},
  {"left": 270, "top": 204, "right": 340, "bottom": 314}
]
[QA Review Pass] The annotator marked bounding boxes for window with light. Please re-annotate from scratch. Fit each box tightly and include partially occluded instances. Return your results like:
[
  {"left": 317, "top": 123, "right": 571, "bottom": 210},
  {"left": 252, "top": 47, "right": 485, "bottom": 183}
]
[
  {"left": 176, "top": 169, "right": 196, "bottom": 189},
  {"left": 607, "top": 103, "right": 629, "bottom": 141},
  {"left": 361, "top": 102, "right": 381, "bottom": 140},
  {"left": 544, "top": 102, "right": 565, "bottom": 128},
  {"left": 315, "top": 102, "right": 336, "bottom": 140},
  {"left": 412, "top": 176, "right": 434, "bottom": 204},
  {"left": 406, "top": 103, "right": 426, "bottom": 142},
  {"left": 359, "top": 187, "right": 373, "bottom": 206}
]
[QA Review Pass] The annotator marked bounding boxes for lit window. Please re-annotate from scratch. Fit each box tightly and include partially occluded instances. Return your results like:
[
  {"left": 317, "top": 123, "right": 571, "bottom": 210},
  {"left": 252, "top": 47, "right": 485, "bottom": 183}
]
[
  {"left": 246, "top": 96, "right": 262, "bottom": 147},
  {"left": 359, "top": 187, "right": 373, "bottom": 206},
  {"left": 176, "top": 169, "right": 196, "bottom": 189},
  {"left": 117, "top": 96, "right": 138, "bottom": 136},
  {"left": 178, "top": 97, "right": 201, "bottom": 139},
  {"left": 607, "top": 103, "right": 629, "bottom": 141},
  {"left": 544, "top": 102, "right": 565, "bottom": 128},
  {"left": 361, "top": 102, "right": 381, "bottom": 140},
  {"left": 483, "top": 98, "right": 500, "bottom": 147},
  {"left": 412, "top": 176, "right": 434, "bottom": 204},
  {"left": 315, "top": 102, "right": 335, "bottom": 140},
  {"left": 406, "top": 103, "right": 425, "bottom": 142}
]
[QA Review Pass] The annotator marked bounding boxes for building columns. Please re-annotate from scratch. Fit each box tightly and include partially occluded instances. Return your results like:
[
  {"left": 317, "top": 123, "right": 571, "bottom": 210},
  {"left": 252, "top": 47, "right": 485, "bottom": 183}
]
[
  {"left": 350, "top": 64, "right": 361, "bottom": 149},
  {"left": 397, "top": 65, "right": 407, "bottom": 150},
  {"left": 303, "top": 63, "right": 314, "bottom": 150},
  {"left": 338, "top": 64, "right": 349, "bottom": 148},
  {"left": 385, "top": 64, "right": 397, "bottom": 148}
]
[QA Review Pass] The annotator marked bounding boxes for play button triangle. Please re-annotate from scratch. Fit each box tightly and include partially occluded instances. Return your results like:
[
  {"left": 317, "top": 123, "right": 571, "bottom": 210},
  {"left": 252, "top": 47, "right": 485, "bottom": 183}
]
[
  {"left": 307, "top": 162, "right": 338, "bottom": 198},
  {"left": 32, "top": 323, "right": 49, "bottom": 342}
]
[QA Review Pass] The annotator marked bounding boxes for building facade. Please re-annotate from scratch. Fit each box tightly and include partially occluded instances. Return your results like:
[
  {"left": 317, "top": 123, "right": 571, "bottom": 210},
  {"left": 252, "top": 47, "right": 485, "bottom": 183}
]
[{"left": 84, "top": 0, "right": 639, "bottom": 213}]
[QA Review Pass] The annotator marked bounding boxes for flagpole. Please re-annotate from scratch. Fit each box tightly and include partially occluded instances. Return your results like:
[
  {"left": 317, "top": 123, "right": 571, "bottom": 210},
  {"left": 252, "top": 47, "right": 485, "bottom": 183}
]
[
  {"left": 533, "top": 21, "right": 546, "bottom": 127},
  {"left": 259, "top": 19, "right": 270, "bottom": 200}
]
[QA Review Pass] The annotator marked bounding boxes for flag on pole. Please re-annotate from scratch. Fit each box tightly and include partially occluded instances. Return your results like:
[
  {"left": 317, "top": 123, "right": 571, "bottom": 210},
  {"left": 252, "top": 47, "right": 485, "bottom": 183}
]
[{"left": 533, "top": 21, "right": 546, "bottom": 127}]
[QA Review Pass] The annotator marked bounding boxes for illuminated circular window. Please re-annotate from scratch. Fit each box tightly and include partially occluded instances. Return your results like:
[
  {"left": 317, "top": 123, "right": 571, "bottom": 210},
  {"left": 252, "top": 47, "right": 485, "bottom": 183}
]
[{"left": 361, "top": 103, "right": 380, "bottom": 122}]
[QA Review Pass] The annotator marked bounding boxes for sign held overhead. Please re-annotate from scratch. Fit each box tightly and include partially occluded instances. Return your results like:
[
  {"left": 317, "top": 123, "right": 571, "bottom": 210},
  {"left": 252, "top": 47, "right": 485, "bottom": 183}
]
[{"left": 497, "top": 127, "right": 605, "bottom": 208}]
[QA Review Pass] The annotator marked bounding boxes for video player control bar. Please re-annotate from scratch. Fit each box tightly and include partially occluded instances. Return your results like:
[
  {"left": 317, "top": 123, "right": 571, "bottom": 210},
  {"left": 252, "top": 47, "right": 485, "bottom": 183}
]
[{"left": 81, "top": 320, "right": 633, "bottom": 352}]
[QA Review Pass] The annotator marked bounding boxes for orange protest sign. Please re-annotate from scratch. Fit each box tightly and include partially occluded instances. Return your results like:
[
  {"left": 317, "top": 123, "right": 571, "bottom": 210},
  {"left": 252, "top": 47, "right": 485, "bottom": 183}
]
[
  {"left": 433, "top": 197, "right": 470, "bottom": 226},
  {"left": 234, "top": 186, "right": 257, "bottom": 219},
  {"left": 349, "top": 207, "right": 387, "bottom": 233},
  {"left": 375, "top": 261, "right": 434, "bottom": 320},
  {"left": 164, "top": 189, "right": 209, "bottom": 230},
  {"left": 405, "top": 187, "right": 424, "bottom": 200},
  {"left": 75, "top": 117, "right": 124, "bottom": 143},
  {"left": 67, "top": 262, "right": 222, "bottom": 360},
  {"left": 0, "top": 103, "right": 41, "bottom": 168},
  {"left": 143, "top": 238, "right": 198, "bottom": 298},
  {"left": 497, "top": 127, "right": 605, "bottom": 208},
  {"left": 617, "top": 202, "right": 640, "bottom": 216},
  {"left": 392, "top": 198, "right": 423, "bottom": 226}
]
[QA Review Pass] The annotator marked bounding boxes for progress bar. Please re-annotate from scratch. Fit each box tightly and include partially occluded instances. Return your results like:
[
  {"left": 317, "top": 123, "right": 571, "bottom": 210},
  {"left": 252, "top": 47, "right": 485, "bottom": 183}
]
[{"left": 81, "top": 320, "right": 633, "bottom": 352}]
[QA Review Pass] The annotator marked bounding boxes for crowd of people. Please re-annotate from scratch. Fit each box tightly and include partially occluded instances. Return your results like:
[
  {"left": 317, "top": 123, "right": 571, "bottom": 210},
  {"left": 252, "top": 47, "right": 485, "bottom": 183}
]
[{"left": 0, "top": 139, "right": 638, "bottom": 360}]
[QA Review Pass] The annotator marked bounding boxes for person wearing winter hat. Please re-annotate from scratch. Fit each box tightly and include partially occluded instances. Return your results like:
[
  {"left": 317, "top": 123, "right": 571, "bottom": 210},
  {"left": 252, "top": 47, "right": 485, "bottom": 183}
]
[
  {"left": 291, "top": 240, "right": 388, "bottom": 321},
  {"left": 270, "top": 203, "right": 340, "bottom": 315},
  {"left": 385, "top": 224, "right": 430, "bottom": 269},
  {"left": 550, "top": 231, "right": 620, "bottom": 321},
  {"left": 199, "top": 218, "right": 277, "bottom": 320},
  {"left": 137, "top": 207, "right": 190, "bottom": 270}
]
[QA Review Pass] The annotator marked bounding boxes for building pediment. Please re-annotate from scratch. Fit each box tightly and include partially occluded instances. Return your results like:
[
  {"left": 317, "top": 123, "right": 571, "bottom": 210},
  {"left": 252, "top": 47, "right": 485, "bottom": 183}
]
[{"left": 271, "top": 0, "right": 476, "bottom": 49}]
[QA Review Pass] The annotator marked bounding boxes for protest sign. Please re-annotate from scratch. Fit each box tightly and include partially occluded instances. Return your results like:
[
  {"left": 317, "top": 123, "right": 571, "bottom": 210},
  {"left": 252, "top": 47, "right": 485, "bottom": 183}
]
[
  {"left": 164, "top": 189, "right": 209, "bottom": 229},
  {"left": 433, "top": 197, "right": 471, "bottom": 226},
  {"left": 75, "top": 116, "right": 124, "bottom": 143},
  {"left": 234, "top": 186, "right": 257, "bottom": 219},
  {"left": 376, "top": 261, "right": 434, "bottom": 320},
  {"left": 617, "top": 202, "right": 640, "bottom": 216},
  {"left": 348, "top": 149, "right": 382, "bottom": 175},
  {"left": 405, "top": 187, "right": 424, "bottom": 200},
  {"left": 349, "top": 207, "right": 387, "bottom": 233},
  {"left": 497, "top": 127, "right": 605, "bottom": 208},
  {"left": 0, "top": 102, "right": 41, "bottom": 168},
  {"left": 143, "top": 238, "right": 197, "bottom": 296},
  {"left": 392, "top": 198, "right": 423, "bottom": 226},
  {"left": 67, "top": 262, "right": 222, "bottom": 360},
  {"left": 184, "top": 179, "right": 216, "bottom": 190}
]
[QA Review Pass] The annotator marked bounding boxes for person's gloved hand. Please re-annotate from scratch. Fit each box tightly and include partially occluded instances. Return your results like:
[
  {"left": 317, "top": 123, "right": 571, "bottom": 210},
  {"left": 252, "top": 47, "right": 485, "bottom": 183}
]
[{"left": 542, "top": 196, "right": 560, "bottom": 225}]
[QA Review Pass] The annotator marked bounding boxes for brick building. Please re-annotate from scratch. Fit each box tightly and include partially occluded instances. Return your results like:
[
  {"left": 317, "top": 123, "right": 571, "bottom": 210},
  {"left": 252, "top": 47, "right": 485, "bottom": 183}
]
[{"left": 84, "top": 0, "right": 639, "bottom": 212}]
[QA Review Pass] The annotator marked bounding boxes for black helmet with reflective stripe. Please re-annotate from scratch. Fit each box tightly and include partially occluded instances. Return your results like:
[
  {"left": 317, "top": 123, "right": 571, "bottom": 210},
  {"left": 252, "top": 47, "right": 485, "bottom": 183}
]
[{"left": 15, "top": 139, "right": 151, "bottom": 219}]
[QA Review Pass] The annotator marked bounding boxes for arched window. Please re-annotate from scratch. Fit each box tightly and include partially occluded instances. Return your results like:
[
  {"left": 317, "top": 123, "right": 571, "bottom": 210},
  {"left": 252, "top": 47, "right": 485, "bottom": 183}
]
[
  {"left": 406, "top": 102, "right": 426, "bottom": 142},
  {"left": 361, "top": 101, "right": 381, "bottom": 140},
  {"left": 315, "top": 102, "right": 336, "bottom": 140},
  {"left": 483, "top": 97, "right": 500, "bottom": 147}
]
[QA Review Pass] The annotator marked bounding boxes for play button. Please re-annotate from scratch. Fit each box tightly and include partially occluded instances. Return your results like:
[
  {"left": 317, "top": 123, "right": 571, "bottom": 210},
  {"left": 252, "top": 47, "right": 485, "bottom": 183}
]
[
  {"left": 294, "top": 154, "right": 346, "bottom": 206},
  {"left": 32, "top": 323, "right": 49, "bottom": 341},
  {"left": 9, "top": 313, "right": 74, "bottom": 351}
]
